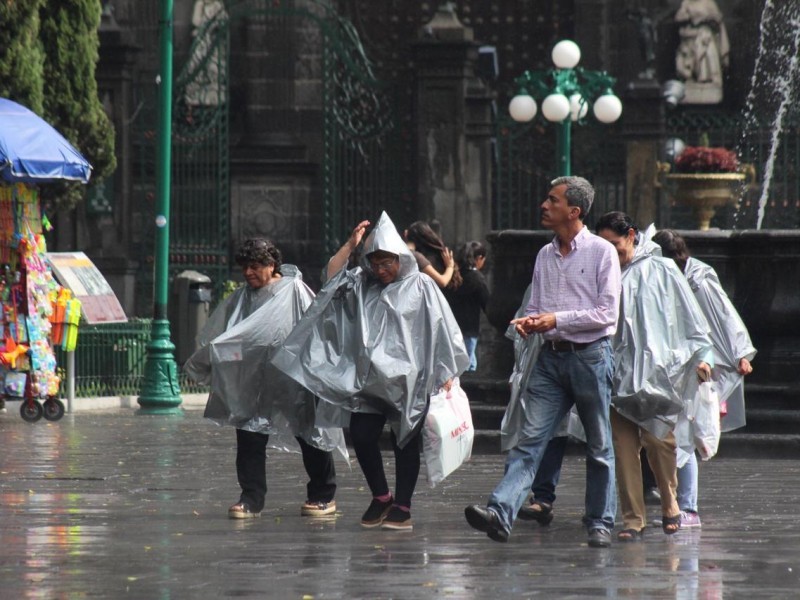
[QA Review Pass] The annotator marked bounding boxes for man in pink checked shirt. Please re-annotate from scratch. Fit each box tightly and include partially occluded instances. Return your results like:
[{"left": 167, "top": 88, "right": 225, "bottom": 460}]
[{"left": 465, "top": 176, "right": 622, "bottom": 548}]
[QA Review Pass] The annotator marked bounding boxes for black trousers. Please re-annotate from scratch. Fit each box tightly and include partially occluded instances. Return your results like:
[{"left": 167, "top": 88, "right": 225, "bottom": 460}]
[
  {"left": 349, "top": 412, "right": 422, "bottom": 509},
  {"left": 235, "top": 429, "right": 337, "bottom": 512}
]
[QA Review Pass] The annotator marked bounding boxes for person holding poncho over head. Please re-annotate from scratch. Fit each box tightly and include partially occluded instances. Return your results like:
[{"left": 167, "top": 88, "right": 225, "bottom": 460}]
[
  {"left": 184, "top": 239, "right": 346, "bottom": 520},
  {"left": 271, "top": 212, "right": 469, "bottom": 531}
]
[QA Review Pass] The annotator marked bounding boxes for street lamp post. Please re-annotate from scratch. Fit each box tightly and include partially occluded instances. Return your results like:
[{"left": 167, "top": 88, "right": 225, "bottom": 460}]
[
  {"left": 508, "top": 40, "right": 623, "bottom": 177},
  {"left": 138, "top": 0, "right": 182, "bottom": 414}
]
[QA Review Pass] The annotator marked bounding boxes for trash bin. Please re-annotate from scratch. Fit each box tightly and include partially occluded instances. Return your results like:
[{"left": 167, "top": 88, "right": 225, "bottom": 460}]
[{"left": 170, "top": 270, "right": 212, "bottom": 364}]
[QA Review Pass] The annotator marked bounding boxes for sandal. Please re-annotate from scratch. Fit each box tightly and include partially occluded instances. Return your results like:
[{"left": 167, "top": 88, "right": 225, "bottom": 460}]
[
  {"left": 662, "top": 514, "right": 681, "bottom": 535},
  {"left": 517, "top": 499, "right": 554, "bottom": 525},
  {"left": 617, "top": 528, "right": 643, "bottom": 542}
]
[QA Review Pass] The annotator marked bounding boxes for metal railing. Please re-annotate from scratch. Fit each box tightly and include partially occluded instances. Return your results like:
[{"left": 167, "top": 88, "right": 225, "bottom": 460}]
[
  {"left": 54, "top": 319, "right": 208, "bottom": 398},
  {"left": 493, "top": 114, "right": 627, "bottom": 230}
]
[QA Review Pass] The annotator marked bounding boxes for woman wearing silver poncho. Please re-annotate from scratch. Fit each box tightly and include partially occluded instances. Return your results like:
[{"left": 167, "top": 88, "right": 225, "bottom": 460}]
[
  {"left": 184, "top": 239, "right": 346, "bottom": 520},
  {"left": 595, "top": 212, "right": 713, "bottom": 542},
  {"left": 654, "top": 229, "right": 755, "bottom": 528},
  {"left": 271, "top": 212, "right": 469, "bottom": 531}
]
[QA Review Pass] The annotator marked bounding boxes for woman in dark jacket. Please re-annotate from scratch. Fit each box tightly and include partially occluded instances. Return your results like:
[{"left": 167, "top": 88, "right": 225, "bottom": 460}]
[{"left": 445, "top": 241, "right": 489, "bottom": 371}]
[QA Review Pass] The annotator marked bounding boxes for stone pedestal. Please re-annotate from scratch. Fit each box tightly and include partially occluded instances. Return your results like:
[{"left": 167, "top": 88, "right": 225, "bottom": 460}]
[{"left": 483, "top": 230, "right": 551, "bottom": 379}]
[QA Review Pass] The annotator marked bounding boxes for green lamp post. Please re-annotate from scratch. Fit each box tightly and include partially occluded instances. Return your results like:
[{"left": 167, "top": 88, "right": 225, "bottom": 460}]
[
  {"left": 508, "top": 40, "right": 623, "bottom": 176},
  {"left": 138, "top": 0, "right": 182, "bottom": 414}
]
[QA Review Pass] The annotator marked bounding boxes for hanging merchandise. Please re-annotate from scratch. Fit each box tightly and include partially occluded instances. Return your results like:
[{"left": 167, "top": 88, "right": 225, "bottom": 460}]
[{"left": 0, "top": 183, "right": 69, "bottom": 422}]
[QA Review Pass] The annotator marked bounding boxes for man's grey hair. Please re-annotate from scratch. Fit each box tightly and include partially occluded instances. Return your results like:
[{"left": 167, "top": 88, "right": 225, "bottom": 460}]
[{"left": 550, "top": 176, "right": 595, "bottom": 220}]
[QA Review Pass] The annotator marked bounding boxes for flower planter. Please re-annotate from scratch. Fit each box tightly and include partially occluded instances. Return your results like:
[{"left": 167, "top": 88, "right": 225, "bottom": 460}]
[{"left": 665, "top": 172, "right": 746, "bottom": 230}]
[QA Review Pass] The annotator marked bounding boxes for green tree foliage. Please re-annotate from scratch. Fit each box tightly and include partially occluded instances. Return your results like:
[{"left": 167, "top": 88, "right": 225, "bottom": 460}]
[
  {"left": 40, "top": 0, "right": 116, "bottom": 207},
  {"left": 0, "top": 0, "right": 46, "bottom": 113}
]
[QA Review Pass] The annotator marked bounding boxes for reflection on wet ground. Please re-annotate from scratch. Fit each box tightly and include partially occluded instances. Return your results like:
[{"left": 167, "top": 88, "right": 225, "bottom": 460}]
[{"left": 2, "top": 409, "right": 799, "bottom": 598}]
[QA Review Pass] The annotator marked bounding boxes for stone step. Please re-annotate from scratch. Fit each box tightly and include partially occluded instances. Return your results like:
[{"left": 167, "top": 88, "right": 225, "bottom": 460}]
[
  {"left": 459, "top": 376, "right": 510, "bottom": 406},
  {"left": 462, "top": 378, "right": 800, "bottom": 459},
  {"left": 716, "top": 433, "right": 800, "bottom": 459},
  {"left": 468, "top": 429, "right": 800, "bottom": 459},
  {"left": 462, "top": 379, "right": 798, "bottom": 409},
  {"left": 740, "top": 409, "right": 800, "bottom": 434}
]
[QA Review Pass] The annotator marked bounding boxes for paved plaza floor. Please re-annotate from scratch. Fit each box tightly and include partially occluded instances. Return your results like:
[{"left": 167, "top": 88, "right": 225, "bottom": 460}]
[{"left": 1, "top": 405, "right": 799, "bottom": 599}]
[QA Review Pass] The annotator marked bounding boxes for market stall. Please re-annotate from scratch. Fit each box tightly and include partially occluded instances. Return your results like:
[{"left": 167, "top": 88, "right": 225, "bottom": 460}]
[{"left": 0, "top": 98, "right": 91, "bottom": 421}]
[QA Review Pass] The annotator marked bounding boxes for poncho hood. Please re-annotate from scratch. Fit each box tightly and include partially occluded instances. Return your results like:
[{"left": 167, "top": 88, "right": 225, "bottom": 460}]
[{"left": 359, "top": 211, "right": 419, "bottom": 281}]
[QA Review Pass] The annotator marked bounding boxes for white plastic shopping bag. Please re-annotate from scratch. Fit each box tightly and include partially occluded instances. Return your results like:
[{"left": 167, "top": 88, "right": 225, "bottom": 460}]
[
  {"left": 423, "top": 378, "right": 474, "bottom": 486},
  {"left": 690, "top": 381, "right": 721, "bottom": 461}
]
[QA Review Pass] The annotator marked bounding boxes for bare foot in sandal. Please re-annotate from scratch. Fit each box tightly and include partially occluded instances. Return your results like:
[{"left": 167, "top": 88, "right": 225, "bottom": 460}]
[
  {"left": 617, "top": 528, "right": 643, "bottom": 542},
  {"left": 662, "top": 514, "right": 681, "bottom": 534}
]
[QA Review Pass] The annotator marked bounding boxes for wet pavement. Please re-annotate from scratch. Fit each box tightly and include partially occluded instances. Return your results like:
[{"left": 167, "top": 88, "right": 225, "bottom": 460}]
[{"left": 1, "top": 406, "right": 799, "bottom": 599}]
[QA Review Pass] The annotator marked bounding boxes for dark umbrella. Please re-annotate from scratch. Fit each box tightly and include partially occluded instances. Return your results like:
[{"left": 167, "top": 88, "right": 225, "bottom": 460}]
[{"left": 0, "top": 98, "right": 92, "bottom": 184}]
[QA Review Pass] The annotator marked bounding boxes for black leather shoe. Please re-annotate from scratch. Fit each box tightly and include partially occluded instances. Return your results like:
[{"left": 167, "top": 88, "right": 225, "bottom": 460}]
[
  {"left": 517, "top": 500, "right": 554, "bottom": 525},
  {"left": 464, "top": 505, "right": 509, "bottom": 543},
  {"left": 587, "top": 528, "right": 611, "bottom": 548}
]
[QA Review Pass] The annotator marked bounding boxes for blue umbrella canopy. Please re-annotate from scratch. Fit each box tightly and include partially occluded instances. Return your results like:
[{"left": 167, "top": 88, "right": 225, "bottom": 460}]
[{"left": 0, "top": 98, "right": 92, "bottom": 184}]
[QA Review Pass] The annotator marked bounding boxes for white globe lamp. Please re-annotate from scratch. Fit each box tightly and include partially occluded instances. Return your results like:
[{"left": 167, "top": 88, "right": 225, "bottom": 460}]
[
  {"left": 508, "top": 94, "right": 538, "bottom": 122},
  {"left": 541, "top": 93, "right": 571, "bottom": 123},
  {"left": 593, "top": 93, "right": 623, "bottom": 124},
  {"left": 551, "top": 40, "right": 581, "bottom": 69},
  {"left": 569, "top": 94, "right": 588, "bottom": 122}
]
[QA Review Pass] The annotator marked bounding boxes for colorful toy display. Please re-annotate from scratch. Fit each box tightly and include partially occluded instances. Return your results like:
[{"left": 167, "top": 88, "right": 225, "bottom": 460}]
[{"left": 0, "top": 183, "right": 74, "bottom": 422}]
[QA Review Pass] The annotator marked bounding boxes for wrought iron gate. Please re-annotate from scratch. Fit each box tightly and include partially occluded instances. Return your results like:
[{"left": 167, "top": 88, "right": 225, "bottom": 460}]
[
  {"left": 132, "top": 0, "right": 410, "bottom": 311},
  {"left": 493, "top": 113, "right": 627, "bottom": 230}
]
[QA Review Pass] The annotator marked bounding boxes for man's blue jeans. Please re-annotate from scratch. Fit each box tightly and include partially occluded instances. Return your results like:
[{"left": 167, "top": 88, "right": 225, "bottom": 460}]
[
  {"left": 488, "top": 338, "right": 616, "bottom": 533},
  {"left": 531, "top": 435, "right": 568, "bottom": 504}
]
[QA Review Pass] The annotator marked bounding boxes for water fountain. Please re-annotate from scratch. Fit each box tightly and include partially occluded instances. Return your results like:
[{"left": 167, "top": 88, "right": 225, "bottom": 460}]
[
  {"left": 480, "top": 0, "right": 800, "bottom": 452},
  {"left": 737, "top": 0, "right": 800, "bottom": 230}
]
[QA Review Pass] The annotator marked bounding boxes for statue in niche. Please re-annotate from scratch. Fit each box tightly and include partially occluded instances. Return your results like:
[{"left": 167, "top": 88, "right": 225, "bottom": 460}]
[
  {"left": 627, "top": 8, "right": 658, "bottom": 80},
  {"left": 674, "top": 0, "right": 730, "bottom": 104},
  {"left": 185, "top": 0, "right": 227, "bottom": 107}
]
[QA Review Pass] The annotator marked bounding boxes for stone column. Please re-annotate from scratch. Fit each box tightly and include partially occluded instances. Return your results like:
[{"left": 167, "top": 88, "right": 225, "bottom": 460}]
[
  {"left": 410, "top": 4, "right": 494, "bottom": 247},
  {"left": 622, "top": 78, "right": 665, "bottom": 228}
]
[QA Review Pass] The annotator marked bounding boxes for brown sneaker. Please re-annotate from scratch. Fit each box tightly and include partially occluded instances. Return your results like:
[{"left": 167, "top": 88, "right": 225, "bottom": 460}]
[
  {"left": 301, "top": 500, "right": 337, "bottom": 516},
  {"left": 228, "top": 502, "right": 261, "bottom": 519}
]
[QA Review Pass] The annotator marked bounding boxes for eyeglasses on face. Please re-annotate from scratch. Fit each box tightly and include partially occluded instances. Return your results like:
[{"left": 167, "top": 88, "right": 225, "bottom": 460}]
[{"left": 370, "top": 258, "right": 398, "bottom": 272}]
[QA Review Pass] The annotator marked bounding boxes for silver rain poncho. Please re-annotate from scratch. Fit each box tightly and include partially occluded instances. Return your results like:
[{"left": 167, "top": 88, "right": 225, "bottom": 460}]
[
  {"left": 500, "top": 284, "right": 543, "bottom": 452},
  {"left": 683, "top": 257, "right": 756, "bottom": 432},
  {"left": 184, "top": 265, "right": 348, "bottom": 457},
  {"left": 271, "top": 212, "right": 469, "bottom": 449},
  {"left": 612, "top": 233, "right": 714, "bottom": 439},
  {"left": 500, "top": 284, "right": 582, "bottom": 452}
]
